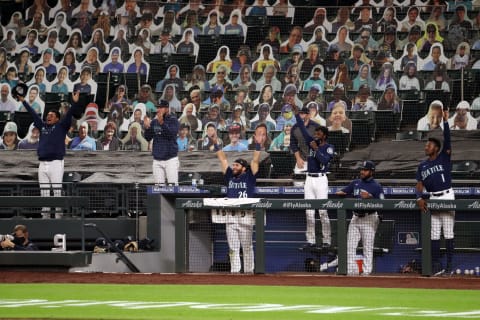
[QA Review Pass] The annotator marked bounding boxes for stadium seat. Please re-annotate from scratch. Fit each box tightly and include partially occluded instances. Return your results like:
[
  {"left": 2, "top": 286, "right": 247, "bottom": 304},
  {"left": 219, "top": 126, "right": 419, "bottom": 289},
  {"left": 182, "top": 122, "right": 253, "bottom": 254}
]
[
  {"left": 0, "top": 111, "right": 11, "bottom": 122},
  {"left": 13, "top": 111, "right": 34, "bottom": 139},
  {"left": 327, "top": 131, "right": 350, "bottom": 156},
  {"left": 267, "top": 16, "right": 293, "bottom": 35},
  {"left": 219, "top": 35, "right": 243, "bottom": 56},
  {"left": 169, "top": 54, "right": 196, "bottom": 78},
  {"left": 423, "top": 90, "right": 450, "bottom": 110},
  {"left": 394, "top": 130, "right": 423, "bottom": 141},
  {"left": 124, "top": 73, "right": 147, "bottom": 98},
  {"left": 348, "top": 111, "right": 375, "bottom": 148},
  {"left": 374, "top": 110, "right": 401, "bottom": 140},
  {"left": 268, "top": 151, "right": 296, "bottom": 178},
  {"left": 451, "top": 161, "right": 478, "bottom": 179},
  {"left": 400, "top": 99, "right": 425, "bottom": 127}
]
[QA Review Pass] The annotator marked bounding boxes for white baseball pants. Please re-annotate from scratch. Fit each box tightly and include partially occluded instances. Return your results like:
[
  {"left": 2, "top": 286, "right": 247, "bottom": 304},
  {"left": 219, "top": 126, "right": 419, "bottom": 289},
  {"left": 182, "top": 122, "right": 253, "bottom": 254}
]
[
  {"left": 152, "top": 157, "right": 179, "bottom": 185},
  {"left": 430, "top": 188, "right": 455, "bottom": 240},
  {"left": 38, "top": 160, "right": 64, "bottom": 218},
  {"left": 226, "top": 222, "right": 254, "bottom": 273},
  {"left": 347, "top": 213, "right": 379, "bottom": 275},
  {"left": 304, "top": 175, "right": 330, "bottom": 245}
]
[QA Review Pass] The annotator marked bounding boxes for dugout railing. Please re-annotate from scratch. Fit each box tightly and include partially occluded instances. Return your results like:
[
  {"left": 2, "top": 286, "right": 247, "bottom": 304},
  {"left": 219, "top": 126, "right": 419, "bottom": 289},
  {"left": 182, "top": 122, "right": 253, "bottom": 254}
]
[{"left": 174, "top": 198, "right": 479, "bottom": 277}]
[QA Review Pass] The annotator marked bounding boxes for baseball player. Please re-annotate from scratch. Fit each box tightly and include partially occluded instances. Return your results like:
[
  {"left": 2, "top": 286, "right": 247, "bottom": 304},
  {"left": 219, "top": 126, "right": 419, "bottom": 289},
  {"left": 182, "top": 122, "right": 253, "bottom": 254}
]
[
  {"left": 16, "top": 85, "right": 82, "bottom": 219},
  {"left": 294, "top": 105, "right": 335, "bottom": 248},
  {"left": 213, "top": 135, "right": 262, "bottom": 274},
  {"left": 144, "top": 99, "right": 180, "bottom": 186},
  {"left": 336, "top": 161, "right": 385, "bottom": 276},
  {"left": 416, "top": 100, "right": 454, "bottom": 276}
]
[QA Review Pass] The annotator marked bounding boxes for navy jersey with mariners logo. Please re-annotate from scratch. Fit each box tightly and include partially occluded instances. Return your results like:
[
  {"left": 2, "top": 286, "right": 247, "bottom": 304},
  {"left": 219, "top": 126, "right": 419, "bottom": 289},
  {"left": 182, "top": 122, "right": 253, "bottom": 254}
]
[
  {"left": 307, "top": 143, "right": 334, "bottom": 173},
  {"left": 225, "top": 167, "right": 257, "bottom": 198},
  {"left": 416, "top": 122, "right": 452, "bottom": 192},
  {"left": 341, "top": 178, "right": 385, "bottom": 200}
]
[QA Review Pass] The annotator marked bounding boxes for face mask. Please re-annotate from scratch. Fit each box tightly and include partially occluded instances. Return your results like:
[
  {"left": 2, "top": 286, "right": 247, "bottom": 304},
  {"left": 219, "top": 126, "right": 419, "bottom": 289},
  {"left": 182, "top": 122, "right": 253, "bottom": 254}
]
[
  {"left": 283, "top": 111, "right": 292, "bottom": 119},
  {"left": 13, "top": 236, "right": 25, "bottom": 246}
]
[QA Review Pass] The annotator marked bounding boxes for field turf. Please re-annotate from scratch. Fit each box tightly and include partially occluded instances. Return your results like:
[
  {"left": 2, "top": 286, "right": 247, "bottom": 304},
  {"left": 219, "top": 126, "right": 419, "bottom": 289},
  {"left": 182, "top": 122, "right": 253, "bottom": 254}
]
[{"left": 0, "top": 283, "right": 479, "bottom": 319}]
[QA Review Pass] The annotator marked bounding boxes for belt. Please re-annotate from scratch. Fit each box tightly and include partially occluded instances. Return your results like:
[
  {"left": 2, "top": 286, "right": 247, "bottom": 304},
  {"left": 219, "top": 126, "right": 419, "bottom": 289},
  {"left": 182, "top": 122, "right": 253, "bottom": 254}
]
[
  {"left": 353, "top": 211, "right": 377, "bottom": 217},
  {"left": 430, "top": 189, "right": 451, "bottom": 197},
  {"left": 307, "top": 173, "right": 326, "bottom": 177}
]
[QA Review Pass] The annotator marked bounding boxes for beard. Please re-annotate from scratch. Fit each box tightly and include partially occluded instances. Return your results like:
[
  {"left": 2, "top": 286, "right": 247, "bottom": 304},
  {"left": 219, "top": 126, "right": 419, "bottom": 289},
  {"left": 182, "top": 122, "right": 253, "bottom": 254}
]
[{"left": 27, "top": 136, "right": 39, "bottom": 144}]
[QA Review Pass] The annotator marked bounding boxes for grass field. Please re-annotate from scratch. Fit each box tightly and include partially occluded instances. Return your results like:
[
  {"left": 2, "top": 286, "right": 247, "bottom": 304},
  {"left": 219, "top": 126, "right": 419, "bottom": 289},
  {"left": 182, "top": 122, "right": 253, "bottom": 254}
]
[{"left": 1, "top": 283, "right": 479, "bottom": 320}]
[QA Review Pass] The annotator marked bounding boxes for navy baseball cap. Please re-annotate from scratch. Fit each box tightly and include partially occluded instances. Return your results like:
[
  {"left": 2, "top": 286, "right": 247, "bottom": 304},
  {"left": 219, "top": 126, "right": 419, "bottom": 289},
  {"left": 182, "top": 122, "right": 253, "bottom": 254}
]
[
  {"left": 360, "top": 160, "right": 375, "bottom": 171},
  {"left": 157, "top": 100, "right": 169, "bottom": 108},
  {"left": 299, "top": 105, "right": 310, "bottom": 114},
  {"left": 234, "top": 158, "right": 248, "bottom": 168},
  {"left": 12, "top": 83, "right": 28, "bottom": 99}
]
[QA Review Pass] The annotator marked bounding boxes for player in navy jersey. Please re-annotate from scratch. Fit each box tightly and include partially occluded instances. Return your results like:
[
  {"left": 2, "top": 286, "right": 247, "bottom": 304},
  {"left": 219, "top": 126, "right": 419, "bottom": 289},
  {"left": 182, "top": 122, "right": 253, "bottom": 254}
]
[
  {"left": 415, "top": 100, "right": 455, "bottom": 275},
  {"left": 16, "top": 85, "right": 82, "bottom": 219},
  {"left": 144, "top": 99, "right": 180, "bottom": 186},
  {"left": 336, "top": 160, "right": 385, "bottom": 275},
  {"left": 294, "top": 105, "right": 335, "bottom": 248},
  {"left": 213, "top": 135, "right": 262, "bottom": 273}
]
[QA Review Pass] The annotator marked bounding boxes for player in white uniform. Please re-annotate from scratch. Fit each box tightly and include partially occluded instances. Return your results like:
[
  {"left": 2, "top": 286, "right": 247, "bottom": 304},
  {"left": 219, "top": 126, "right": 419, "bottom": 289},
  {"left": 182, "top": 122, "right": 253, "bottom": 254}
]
[
  {"left": 416, "top": 101, "right": 455, "bottom": 275},
  {"left": 336, "top": 161, "right": 385, "bottom": 275},
  {"left": 294, "top": 105, "right": 334, "bottom": 248},
  {"left": 213, "top": 135, "right": 262, "bottom": 273}
]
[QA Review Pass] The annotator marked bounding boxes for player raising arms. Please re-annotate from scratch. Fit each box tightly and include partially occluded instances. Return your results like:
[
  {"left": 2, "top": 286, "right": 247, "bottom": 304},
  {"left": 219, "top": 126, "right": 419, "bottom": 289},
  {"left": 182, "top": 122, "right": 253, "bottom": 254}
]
[
  {"left": 212, "top": 135, "right": 262, "bottom": 274},
  {"left": 16, "top": 84, "right": 82, "bottom": 219},
  {"left": 293, "top": 104, "right": 335, "bottom": 249},
  {"left": 415, "top": 100, "right": 455, "bottom": 276}
]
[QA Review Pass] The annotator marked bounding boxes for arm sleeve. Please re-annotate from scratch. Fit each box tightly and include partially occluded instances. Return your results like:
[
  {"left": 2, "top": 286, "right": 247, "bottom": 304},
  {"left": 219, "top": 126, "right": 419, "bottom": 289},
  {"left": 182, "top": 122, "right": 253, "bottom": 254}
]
[
  {"left": 341, "top": 182, "right": 354, "bottom": 195},
  {"left": 22, "top": 101, "right": 44, "bottom": 129},
  {"left": 294, "top": 114, "right": 313, "bottom": 145},
  {"left": 289, "top": 126, "right": 299, "bottom": 153},
  {"left": 162, "top": 116, "right": 180, "bottom": 139},
  {"left": 224, "top": 167, "right": 233, "bottom": 185},
  {"left": 374, "top": 184, "right": 385, "bottom": 199},
  {"left": 415, "top": 165, "right": 422, "bottom": 182},
  {"left": 13, "top": 243, "right": 38, "bottom": 251},
  {"left": 61, "top": 102, "right": 83, "bottom": 129},
  {"left": 442, "top": 121, "right": 451, "bottom": 154},
  {"left": 314, "top": 145, "right": 334, "bottom": 166}
]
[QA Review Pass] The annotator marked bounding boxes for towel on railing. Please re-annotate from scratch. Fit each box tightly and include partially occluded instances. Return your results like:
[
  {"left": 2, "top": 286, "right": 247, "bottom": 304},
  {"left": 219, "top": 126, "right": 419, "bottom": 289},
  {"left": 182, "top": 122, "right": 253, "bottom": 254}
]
[
  {"left": 203, "top": 198, "right": 261, "bottom": 207},
  {"left": 205, "top": 198, "right": 260, "bottom": 225}
]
